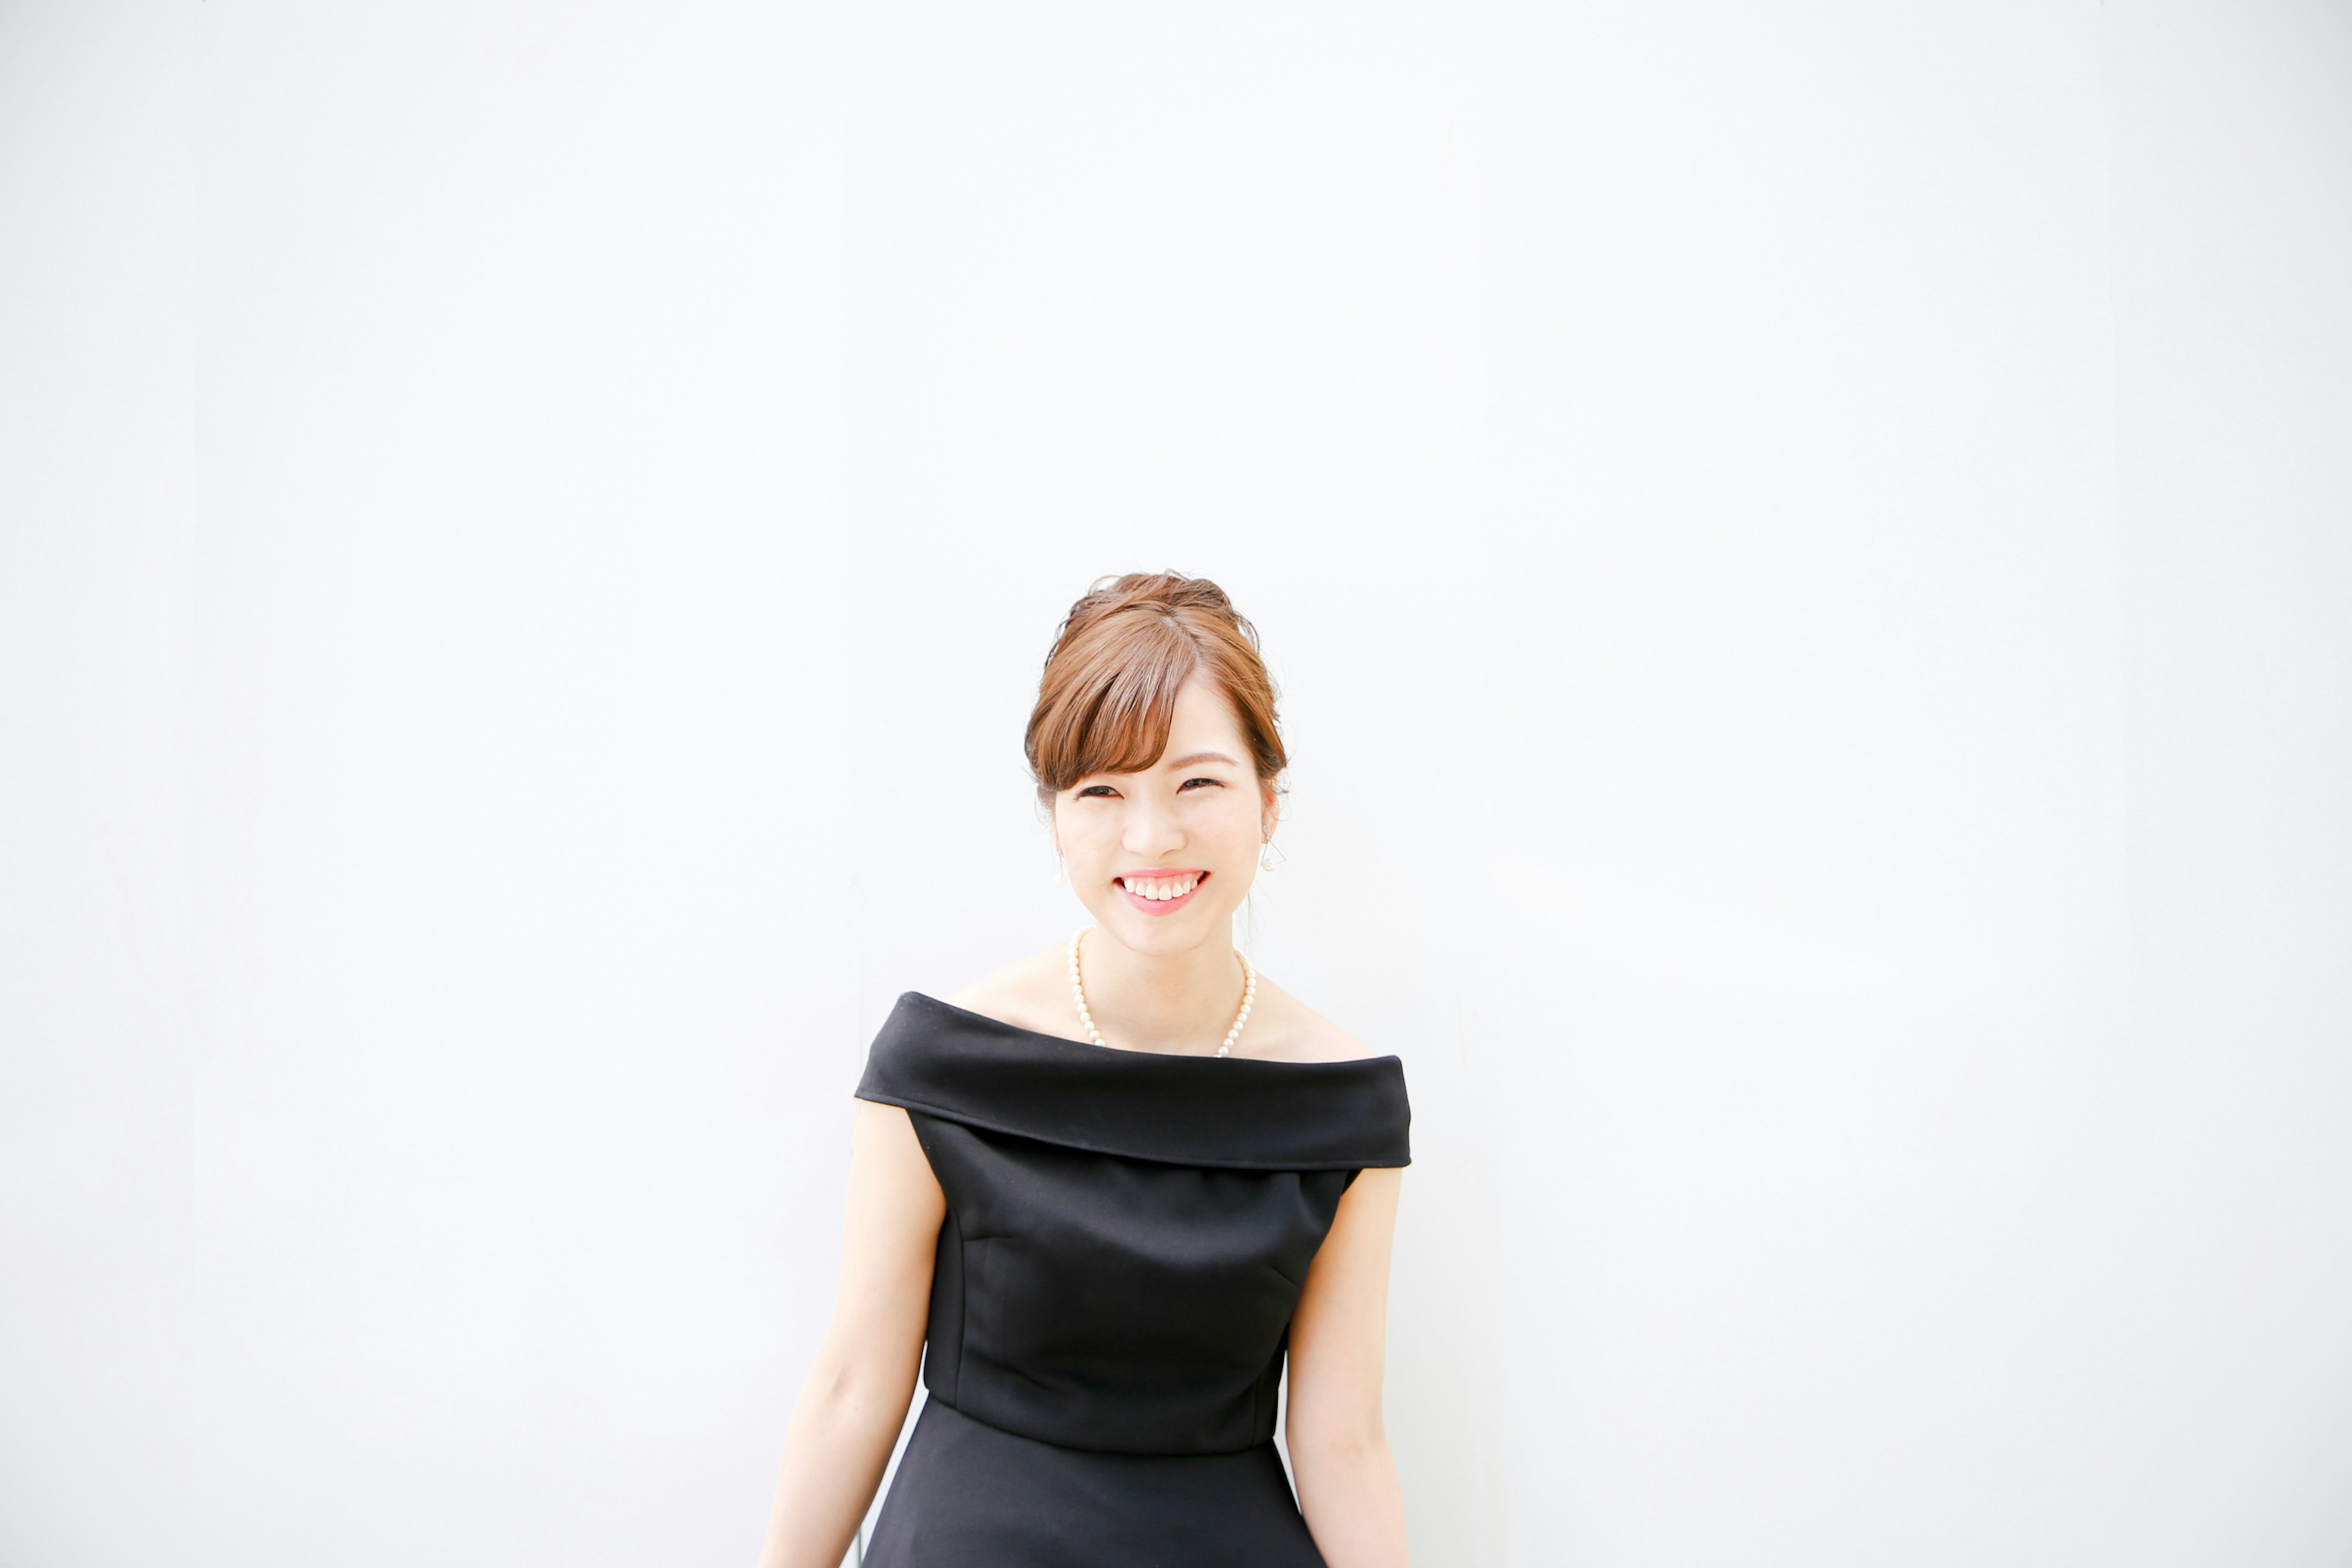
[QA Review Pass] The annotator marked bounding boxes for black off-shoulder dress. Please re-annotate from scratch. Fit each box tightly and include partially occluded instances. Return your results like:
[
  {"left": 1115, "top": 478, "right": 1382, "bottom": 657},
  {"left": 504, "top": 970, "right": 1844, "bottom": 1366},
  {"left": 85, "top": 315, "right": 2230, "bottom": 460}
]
[{"left": 851, "top": 992, "right": 1412, "bottom": 1567}]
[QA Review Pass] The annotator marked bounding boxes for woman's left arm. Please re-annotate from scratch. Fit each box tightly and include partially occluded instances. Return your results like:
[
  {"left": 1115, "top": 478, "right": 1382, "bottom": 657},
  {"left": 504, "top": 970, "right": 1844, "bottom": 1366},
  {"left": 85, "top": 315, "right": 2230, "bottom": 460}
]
[{"left": 1286, "top": 1165, "right": 1409, "bottom": 1568}]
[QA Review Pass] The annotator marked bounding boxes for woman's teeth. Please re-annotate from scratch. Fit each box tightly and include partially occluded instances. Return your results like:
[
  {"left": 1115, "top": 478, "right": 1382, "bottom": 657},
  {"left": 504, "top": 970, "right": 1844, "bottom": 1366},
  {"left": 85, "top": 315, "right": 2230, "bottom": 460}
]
[{"left": 1123, "top": 873, "right": 1202, "bottom": 902}]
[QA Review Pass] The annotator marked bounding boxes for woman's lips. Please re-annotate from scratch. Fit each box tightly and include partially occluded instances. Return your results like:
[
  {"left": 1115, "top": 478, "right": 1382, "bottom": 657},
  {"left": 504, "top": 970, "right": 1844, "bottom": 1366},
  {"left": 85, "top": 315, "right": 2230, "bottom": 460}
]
[{"left": 1117, "top": 870, "right": 1207, "bottom": 915}]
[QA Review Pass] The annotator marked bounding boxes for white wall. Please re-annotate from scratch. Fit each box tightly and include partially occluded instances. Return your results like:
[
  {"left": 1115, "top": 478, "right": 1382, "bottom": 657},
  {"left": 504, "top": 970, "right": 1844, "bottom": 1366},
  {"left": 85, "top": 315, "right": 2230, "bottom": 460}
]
[
  {"left": 3, "top": 2, "right": 2348, "bottom": 1565},
  {"left": 1, "top": 5, "right": 194, "bottom": 1566}
]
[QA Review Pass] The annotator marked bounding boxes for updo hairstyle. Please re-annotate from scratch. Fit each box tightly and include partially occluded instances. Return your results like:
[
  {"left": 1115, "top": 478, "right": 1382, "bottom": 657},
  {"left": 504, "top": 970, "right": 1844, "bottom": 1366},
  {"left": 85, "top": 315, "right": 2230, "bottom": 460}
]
[{"left": 1026, "top": 573, "right": 1287, "bottom": 804}]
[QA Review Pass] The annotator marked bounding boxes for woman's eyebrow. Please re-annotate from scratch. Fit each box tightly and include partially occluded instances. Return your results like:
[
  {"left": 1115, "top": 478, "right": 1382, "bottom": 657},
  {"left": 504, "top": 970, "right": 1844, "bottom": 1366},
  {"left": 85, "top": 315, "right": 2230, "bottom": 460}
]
[{"left": 1164, "top": 750, "right": 1242, "bottom": 769}]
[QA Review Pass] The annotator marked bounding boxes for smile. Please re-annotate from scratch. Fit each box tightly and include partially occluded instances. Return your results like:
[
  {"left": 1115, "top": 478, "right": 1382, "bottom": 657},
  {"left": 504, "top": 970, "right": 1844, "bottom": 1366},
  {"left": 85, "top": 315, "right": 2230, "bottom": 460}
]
[{"left": 1116, "top": 870, "right": 1207, "bottom": 914}]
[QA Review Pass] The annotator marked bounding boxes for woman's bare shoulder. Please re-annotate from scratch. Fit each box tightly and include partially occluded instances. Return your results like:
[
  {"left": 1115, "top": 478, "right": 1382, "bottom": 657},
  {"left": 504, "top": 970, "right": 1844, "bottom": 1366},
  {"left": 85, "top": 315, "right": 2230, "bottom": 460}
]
[
  {"left": 940, "top": 944, "right": 1082, "bottom": 1041},
  {"left": 1241, "top": 972, "right": 1393, "bottom": 1065}
]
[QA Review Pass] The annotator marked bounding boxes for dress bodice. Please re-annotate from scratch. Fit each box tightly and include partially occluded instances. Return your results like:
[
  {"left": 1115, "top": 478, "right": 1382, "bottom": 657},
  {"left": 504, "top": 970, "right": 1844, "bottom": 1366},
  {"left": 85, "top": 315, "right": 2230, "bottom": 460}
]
[{"left": 854, "top": 992, "right": 1411, "bottom": 1458}]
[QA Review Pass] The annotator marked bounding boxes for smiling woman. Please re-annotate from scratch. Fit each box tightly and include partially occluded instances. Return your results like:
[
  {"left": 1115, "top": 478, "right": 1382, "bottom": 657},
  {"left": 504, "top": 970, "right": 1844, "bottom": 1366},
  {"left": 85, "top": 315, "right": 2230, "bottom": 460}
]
[{"left": 753, "top": 574, "right": 1414, "bottom": 1568}]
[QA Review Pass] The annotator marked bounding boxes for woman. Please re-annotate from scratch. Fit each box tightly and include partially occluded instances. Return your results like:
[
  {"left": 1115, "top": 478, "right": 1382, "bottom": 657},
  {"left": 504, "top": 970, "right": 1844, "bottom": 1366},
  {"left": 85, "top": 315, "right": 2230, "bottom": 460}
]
[{"left": 754, "top": 573, "right": 1412, "bottom": 1567}]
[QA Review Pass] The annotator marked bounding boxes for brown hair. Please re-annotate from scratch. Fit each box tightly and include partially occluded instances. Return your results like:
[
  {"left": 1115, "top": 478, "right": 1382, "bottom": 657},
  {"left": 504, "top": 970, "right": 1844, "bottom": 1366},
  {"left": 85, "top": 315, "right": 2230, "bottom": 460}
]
[{"left": 1027, "top": 573, "right": 1287, "bottom": 801}]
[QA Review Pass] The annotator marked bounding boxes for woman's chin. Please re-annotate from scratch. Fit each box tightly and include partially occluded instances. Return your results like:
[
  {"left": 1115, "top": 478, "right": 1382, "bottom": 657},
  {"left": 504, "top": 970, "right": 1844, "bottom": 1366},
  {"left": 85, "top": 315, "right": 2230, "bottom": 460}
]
[{"left": 1091, "top": 900, "right": 1237, "bottom": 954}]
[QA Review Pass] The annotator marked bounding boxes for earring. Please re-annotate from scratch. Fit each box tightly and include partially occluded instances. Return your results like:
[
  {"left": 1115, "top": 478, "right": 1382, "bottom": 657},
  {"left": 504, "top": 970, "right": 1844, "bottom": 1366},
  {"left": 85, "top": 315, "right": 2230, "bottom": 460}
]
[
  {"left": 1052, "top": 852, "right": 1068, "bottom": 887},
  {"left": 1259, "top": 837, "right": 1284, "bottom": 872}
]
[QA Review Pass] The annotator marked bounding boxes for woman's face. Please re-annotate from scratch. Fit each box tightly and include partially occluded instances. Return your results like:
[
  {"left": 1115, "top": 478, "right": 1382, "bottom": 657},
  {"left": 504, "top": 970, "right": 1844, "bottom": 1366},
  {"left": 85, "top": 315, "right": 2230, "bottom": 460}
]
[{"left": 1053, "top": 673, "right": 1275, "bottom": 957}]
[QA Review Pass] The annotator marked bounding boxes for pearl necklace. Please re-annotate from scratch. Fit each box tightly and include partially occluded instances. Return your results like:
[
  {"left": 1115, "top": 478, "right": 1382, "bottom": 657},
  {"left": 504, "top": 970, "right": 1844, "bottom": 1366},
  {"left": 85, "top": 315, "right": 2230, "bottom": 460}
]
[{"left": 1066, "top": 927, "right": 1256, "bottom": 1058}]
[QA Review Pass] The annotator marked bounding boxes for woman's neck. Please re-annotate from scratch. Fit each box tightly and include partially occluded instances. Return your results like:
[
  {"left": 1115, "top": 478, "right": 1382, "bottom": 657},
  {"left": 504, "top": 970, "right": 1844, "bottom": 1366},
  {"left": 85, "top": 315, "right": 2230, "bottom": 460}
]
[{"left": 1077, "top": 929, "right": 1246, "bottom": 1055}]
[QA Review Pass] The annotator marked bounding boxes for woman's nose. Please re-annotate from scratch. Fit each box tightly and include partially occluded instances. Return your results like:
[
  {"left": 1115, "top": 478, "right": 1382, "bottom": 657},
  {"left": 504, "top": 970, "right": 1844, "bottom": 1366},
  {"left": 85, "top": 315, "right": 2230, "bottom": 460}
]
[{"left": 1122, "top": 799, "right": 1184, "bottom": 857}]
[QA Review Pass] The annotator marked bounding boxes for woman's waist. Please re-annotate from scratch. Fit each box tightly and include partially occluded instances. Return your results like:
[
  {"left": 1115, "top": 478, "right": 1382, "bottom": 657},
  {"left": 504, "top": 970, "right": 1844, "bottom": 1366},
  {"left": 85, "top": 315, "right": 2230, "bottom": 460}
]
[{"left": 922, "top": 1385, "right": 1280, "bottom": 1458}]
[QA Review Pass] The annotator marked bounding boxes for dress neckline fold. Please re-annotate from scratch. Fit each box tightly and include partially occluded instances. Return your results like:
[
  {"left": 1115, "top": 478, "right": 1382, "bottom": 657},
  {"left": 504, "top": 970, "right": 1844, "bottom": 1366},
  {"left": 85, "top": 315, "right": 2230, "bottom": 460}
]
[{"left": 857, "top": 991, "right": 1411, "bottom": 1171}]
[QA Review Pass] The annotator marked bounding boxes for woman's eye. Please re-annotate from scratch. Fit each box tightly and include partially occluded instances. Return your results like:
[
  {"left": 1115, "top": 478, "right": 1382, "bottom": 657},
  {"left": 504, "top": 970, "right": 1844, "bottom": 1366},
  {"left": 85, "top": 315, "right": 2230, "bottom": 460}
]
[
  {"left": 1077, "top": 785, "right": 1117, "bottom": 798},
  {"left": 1178, "top": 777, "right": 1223, "bottom": 791}
]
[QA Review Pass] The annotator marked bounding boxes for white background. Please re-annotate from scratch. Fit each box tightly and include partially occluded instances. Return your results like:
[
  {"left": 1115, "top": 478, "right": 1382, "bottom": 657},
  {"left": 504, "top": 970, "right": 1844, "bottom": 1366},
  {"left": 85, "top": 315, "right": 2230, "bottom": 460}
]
[{"left": 4, "top": 2, "right": 2349, "bottom": 1564}]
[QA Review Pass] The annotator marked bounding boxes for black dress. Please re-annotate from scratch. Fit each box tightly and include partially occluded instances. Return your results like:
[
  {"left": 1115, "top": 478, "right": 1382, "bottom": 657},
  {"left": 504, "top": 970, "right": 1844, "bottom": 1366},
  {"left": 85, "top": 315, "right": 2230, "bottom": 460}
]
[{"left": 853, "top": 992, "right": 1412, "bottom": 1567}]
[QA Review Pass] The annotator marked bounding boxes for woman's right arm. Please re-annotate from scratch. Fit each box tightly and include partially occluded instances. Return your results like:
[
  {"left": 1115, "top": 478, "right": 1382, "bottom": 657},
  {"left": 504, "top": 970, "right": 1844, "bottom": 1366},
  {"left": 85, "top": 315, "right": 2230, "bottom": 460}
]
[{"left": 753, "top": 1099, "right": 945, "bottom": 1568}]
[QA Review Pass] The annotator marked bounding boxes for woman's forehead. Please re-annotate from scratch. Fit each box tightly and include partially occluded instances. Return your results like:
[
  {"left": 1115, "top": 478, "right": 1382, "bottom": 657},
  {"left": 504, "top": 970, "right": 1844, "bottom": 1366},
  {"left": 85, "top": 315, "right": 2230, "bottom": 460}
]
[{"left": 1160, "top": 683, "right": 1248, "bottom": 751}]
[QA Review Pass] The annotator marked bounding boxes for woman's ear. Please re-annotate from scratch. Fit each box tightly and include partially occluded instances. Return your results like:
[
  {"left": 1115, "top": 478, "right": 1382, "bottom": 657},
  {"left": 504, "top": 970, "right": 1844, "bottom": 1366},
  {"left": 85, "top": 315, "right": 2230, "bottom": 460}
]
[{"left": 1260, "top": 783, "right": 1281, "bottom": 842}]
